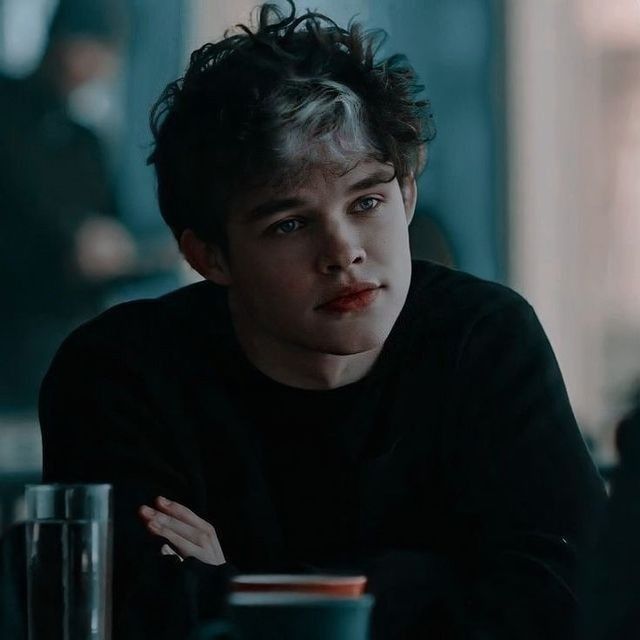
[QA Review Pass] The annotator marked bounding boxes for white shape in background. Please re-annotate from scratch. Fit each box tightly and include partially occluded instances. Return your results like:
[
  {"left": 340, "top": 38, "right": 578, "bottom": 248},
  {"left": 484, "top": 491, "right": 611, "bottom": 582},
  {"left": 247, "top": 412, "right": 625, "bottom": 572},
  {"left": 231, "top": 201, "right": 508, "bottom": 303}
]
[
  {"left": 0, "top": 0, "right": 58, "bottom": 76},
  {"left": 68, "top": 75, "right": 122, "bottom": 140}
]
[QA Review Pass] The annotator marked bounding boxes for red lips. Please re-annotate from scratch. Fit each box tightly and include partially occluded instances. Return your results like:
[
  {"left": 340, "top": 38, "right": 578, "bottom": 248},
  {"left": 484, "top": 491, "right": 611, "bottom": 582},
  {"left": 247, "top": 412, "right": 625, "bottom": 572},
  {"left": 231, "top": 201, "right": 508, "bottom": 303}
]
[{"left": 317, "top": 283, "right": 381, "bottom": 313}]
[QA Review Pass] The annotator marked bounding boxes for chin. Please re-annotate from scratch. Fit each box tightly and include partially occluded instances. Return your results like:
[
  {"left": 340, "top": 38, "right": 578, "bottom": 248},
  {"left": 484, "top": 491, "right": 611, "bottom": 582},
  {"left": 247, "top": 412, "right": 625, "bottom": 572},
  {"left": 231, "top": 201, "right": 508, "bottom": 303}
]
[{"left": 311, "top": 328, "right": 389, "bottom": 356}]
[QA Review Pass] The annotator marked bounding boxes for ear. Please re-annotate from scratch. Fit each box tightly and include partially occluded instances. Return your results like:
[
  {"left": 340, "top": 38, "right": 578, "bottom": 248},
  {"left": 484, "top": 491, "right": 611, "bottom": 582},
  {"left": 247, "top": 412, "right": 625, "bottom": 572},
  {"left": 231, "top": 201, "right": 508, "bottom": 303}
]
[
  {"left": 400, "top": 176, "right": 418, "bottom": 225},
  {"left": 179, "top": 229, "right": 232, "bottom": 286}
]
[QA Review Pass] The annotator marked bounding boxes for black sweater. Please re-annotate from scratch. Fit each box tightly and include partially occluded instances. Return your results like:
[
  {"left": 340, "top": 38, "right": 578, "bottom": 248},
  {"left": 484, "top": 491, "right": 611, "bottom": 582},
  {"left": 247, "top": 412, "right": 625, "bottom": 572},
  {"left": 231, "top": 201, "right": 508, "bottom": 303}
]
[{"left": 39, "top": 260, "right": 606, "bottom": 639}]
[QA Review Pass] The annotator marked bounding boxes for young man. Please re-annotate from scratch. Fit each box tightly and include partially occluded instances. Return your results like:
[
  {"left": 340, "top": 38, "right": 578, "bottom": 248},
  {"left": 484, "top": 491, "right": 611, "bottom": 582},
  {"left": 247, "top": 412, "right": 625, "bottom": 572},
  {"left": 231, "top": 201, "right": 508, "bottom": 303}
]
[{"left": 39, "top": 2, "right": 605, "bottom": 638}]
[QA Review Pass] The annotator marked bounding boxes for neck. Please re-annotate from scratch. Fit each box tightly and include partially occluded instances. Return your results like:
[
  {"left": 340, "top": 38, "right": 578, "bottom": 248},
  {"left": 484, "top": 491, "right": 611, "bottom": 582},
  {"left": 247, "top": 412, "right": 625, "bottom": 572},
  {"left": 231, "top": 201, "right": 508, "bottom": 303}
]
[{"left": 230, "top": 308, "right": 382, "bottom": 391}]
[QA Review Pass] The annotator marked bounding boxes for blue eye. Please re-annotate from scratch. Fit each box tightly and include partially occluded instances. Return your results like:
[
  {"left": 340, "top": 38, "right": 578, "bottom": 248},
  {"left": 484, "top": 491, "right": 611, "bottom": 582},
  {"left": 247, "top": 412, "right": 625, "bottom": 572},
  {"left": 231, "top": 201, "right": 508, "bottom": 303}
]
[
  {"left": 274, "top": 219, "right": 302, "bottom": 235},
  {"left": 354, "top": 197, "right": 381, "bottom": 212}
]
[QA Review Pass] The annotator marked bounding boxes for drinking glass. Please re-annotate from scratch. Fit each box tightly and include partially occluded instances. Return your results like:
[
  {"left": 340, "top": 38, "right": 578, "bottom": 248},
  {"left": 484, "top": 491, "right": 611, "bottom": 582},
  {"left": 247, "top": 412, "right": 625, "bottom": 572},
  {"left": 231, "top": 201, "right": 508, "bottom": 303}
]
[{"left": 25, "top": 484, "right": 113, "bottom": 640}]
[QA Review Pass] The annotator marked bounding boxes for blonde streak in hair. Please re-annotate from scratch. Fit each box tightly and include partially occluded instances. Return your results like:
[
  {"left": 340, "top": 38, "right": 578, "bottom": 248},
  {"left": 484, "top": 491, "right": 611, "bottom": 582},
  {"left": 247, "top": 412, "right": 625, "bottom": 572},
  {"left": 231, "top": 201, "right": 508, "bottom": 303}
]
[{"left": 271, "top": 79, "right": 375, "bottom": 166}]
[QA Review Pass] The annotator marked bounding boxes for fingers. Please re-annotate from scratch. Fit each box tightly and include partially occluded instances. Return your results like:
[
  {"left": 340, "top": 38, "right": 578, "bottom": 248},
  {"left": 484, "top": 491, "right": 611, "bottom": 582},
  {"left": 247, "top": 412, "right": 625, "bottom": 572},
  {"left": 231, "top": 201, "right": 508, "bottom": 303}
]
[
  {"left": 137, "top": 498, "right": 226, "bottom": 566},
  {"left": 139, "top": 505, "right": 201, "bottom": 546},
  {"left": 147, "top": 517, "right": 204, "bottom": 562},
  {"left": 154, "top": 496, "right": 212, "bottom": 531}
]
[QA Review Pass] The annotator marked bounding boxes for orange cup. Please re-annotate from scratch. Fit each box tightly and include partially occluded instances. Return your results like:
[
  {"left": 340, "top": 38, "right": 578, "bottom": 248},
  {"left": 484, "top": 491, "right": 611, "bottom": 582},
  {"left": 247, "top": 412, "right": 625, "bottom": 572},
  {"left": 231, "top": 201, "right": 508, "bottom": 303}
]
[{"left": 231, "top": 574, "right": 367, "bottom": 598}]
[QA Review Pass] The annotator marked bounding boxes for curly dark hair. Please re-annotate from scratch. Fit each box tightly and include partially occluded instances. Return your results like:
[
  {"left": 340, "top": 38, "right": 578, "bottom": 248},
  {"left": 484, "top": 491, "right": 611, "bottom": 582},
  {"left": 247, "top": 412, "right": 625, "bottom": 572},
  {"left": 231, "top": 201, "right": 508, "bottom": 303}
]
[{"left": 147, "top": 0, "right": 436, "bottom": 250}]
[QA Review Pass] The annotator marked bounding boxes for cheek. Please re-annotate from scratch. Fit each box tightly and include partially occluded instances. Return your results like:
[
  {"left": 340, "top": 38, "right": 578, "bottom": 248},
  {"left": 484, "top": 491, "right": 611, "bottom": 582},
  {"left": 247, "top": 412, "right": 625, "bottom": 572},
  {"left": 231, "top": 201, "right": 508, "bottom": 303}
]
[
  {"left": 369, "top": 212, "right": 410, "bottom": 259},
  {"left": 234, "top": 250, "right": 310, "bottom": 305}
]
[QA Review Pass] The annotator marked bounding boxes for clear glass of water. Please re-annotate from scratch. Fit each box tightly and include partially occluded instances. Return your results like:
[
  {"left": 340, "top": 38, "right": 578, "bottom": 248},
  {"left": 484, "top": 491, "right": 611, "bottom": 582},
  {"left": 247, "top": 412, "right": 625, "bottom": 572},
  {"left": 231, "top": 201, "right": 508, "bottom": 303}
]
[{"left": 25, "top": 484, "right": 113, "bottom": 640}]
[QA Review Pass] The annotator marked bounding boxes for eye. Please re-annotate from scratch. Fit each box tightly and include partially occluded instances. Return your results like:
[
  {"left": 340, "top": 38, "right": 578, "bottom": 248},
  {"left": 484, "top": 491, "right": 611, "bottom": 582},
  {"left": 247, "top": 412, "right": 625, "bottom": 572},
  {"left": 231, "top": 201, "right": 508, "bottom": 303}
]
[
  {"left": 353, "top": 197, "right": 381, "bottom": 213},
  {"left": 273, "top": 219, "right": 304, "bottom": 235}
]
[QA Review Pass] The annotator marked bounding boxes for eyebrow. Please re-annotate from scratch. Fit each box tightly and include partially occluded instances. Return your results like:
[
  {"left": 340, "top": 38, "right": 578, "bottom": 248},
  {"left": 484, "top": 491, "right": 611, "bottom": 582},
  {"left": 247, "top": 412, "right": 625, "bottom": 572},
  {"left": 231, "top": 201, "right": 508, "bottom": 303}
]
[
  {"left": 244, "top": 168, "right": 396, "bottom": 222},
  {"left": 347, "top": 168, "right": 396, "bottom": 194}
]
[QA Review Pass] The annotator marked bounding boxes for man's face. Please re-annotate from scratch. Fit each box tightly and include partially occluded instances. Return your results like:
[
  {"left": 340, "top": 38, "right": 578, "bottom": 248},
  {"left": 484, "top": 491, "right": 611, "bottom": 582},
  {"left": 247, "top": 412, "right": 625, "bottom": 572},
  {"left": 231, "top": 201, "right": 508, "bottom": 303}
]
[
  {"left": 56, "top": 37, "right": 119, "bottom": 93},
  {"left": 218, "top": 159, "right": 416, "bottom": 358}
]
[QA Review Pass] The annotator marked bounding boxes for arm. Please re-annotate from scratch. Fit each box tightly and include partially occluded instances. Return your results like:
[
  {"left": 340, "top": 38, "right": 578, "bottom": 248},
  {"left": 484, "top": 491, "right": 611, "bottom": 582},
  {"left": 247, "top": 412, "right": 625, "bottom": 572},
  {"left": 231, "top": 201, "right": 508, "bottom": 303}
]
[
  {"left": 444, "top": 298, "right": 606, "bottom": 639},
  {"left": 39, "top": 327, "right": 231, "bottom": 639}
]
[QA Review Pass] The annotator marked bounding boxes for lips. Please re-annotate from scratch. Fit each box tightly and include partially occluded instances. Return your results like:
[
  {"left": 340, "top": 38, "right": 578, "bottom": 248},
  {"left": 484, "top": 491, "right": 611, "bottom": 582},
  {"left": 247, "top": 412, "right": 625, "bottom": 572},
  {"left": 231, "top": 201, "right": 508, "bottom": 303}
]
[{"left": 317, "top": 284, "right": 382, "bottom": 313}]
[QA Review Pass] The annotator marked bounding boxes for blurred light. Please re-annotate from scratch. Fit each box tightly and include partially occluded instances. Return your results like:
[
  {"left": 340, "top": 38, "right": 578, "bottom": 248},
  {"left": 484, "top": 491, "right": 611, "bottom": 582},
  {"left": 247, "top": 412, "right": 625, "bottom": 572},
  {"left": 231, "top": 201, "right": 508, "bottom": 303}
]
[
  {"left": 577, "top": 0, "right": 640, "bottom": 48},
  {"left": 0, "top": 0, "right": 58, "bottom": 76},
  {"left": 68, "top": 77, "right": 120, "bottom": 130}
]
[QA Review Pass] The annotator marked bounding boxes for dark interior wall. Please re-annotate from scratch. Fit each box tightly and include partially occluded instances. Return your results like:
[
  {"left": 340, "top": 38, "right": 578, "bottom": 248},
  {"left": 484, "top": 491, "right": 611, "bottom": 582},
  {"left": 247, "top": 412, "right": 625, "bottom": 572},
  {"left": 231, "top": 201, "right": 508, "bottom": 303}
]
[{"left": 116, "top": 0, "right": 186, "bottom": 238}]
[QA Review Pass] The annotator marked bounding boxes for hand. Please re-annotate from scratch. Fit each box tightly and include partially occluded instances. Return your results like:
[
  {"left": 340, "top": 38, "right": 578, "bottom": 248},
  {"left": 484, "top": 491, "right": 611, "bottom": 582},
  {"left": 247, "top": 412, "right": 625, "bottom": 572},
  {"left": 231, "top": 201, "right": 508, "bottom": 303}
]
[
  {"left": 138, "top": 496, "right": 226, "bottom": 566},
  {"left": 74, "top": 214, "right": 137, "bottom": 279}
]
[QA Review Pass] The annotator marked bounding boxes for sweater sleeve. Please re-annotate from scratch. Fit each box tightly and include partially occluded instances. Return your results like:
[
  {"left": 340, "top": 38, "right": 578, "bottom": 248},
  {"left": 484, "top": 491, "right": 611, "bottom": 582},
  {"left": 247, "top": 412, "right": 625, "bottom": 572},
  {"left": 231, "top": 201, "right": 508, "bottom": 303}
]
[
  {"left": 444, "top": 298, "right": 606, "bottom": 639},
  {"left": 38, "top": 327, "right": 233, "bottom": 640}
]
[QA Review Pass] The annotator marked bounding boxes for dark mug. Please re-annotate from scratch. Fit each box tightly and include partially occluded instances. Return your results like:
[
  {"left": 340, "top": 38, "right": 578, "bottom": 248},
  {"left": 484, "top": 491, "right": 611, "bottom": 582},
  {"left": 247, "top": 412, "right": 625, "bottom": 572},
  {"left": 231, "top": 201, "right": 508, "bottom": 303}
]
[{"left": 192, "top": 592, "right": 373, "bottom": 640}]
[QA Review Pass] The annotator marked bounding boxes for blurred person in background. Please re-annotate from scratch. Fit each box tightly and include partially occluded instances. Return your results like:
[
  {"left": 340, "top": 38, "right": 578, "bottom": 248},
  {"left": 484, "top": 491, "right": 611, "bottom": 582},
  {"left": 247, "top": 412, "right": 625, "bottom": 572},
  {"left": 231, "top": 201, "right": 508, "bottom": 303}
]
[{"left": 0, "top": 0, "right": 135, "bottom": 412}]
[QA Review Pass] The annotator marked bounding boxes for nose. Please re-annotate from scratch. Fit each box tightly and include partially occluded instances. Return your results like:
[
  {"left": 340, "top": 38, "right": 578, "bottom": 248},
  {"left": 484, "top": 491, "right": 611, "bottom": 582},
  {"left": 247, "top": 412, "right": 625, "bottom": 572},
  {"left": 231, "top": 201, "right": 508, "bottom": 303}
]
[{"left": 316, "top": 222, "right": 366, "bottom": 274}]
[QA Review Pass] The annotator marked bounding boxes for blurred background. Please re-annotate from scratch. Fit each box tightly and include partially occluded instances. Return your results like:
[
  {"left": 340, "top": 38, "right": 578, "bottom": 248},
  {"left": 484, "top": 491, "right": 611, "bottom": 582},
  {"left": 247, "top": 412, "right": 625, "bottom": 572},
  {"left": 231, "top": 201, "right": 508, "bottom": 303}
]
[{"left": 0, "top": 0, "right": 639, "bottom": 530}]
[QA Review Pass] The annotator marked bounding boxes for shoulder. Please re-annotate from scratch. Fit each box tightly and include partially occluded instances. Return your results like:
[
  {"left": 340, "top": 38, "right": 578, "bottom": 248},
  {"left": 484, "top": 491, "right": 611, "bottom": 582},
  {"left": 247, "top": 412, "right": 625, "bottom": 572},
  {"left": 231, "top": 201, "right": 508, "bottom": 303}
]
[
  {"left": 0, "top": 76, "right": 26, "bottom": 122},
  {"left": 406, "top": 260, "right": 532, "bottom": 334},
  {"left": 0, "top": 74, "right": 21, "bottom": 100},
  {"left": 379, "top": 261, "right": 538, "bottom": 382},
  {"left": 0, "top": 76, "right": 42, "bottom": 119},
  {"left": 53, "top": 279, "right": 228, "bottom": 363}
]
